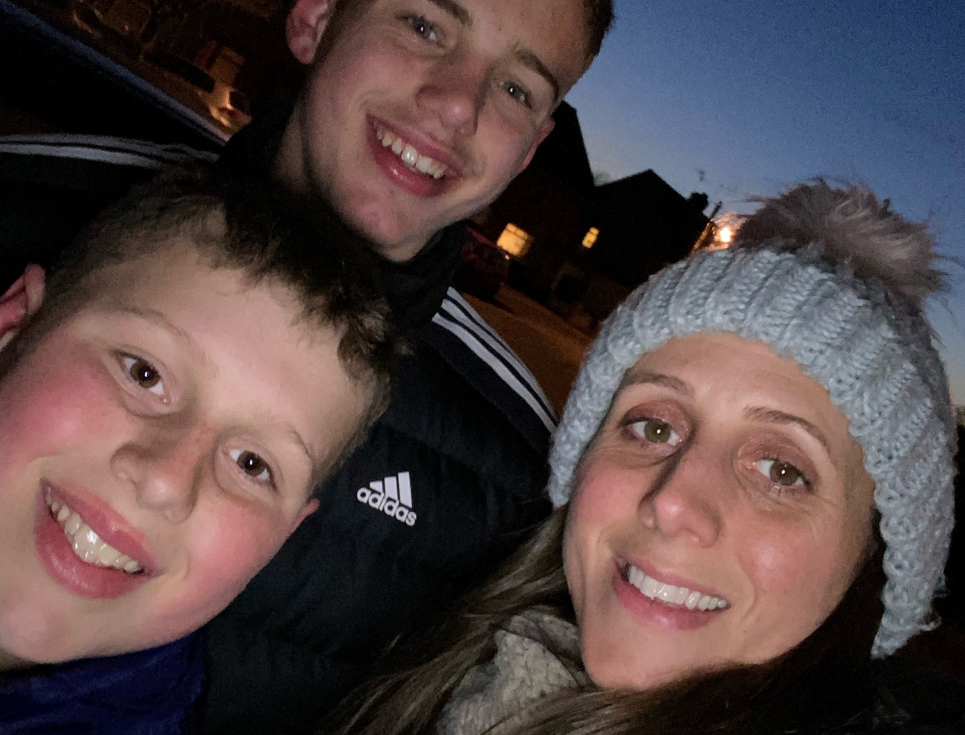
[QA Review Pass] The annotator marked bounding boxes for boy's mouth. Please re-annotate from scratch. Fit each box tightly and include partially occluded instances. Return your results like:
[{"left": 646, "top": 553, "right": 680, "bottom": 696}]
[
  {"left": 44, "top": 490, "right": 144, "bottom": 574},
  {"left": 375, "top": 127, "right": 449, "bottom": 180}
]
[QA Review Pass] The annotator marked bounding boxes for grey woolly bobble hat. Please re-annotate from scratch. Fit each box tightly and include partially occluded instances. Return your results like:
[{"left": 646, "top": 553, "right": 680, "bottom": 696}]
[{"left": 547, "top": 181, "right": 957, "bottom": 658}]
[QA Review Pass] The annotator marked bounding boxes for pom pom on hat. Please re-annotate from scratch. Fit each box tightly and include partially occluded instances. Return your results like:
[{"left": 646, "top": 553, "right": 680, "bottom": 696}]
[{"left": 733, "top": 181, "right": 945, "bottom": 313}]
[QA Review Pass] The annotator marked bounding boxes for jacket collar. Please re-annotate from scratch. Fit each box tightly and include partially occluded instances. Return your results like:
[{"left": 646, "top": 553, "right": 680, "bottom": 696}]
[
  {"left": 0, "top": 632, "right": 204, "bottom": 734},
  {"left": 217, "top": 99, "right": 462, "bottom": 335}
]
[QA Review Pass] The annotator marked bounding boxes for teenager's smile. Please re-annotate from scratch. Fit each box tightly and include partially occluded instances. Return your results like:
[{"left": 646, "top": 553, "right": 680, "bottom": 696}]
[{"left": 366, "top": 114, "right": 464, "bottom": 198}]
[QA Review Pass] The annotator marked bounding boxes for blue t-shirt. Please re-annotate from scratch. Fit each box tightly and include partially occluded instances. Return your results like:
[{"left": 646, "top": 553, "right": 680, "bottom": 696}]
[{"left": 0, "top": 632, "right": 204, "bottom": 734}]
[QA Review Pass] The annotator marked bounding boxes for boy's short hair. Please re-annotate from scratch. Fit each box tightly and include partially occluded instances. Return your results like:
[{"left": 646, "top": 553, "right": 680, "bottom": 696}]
[
  {"left": 19, "top": 167, "right": 401, "bottom": 480},
  {"left": 583, "top": 0, "right": 615, "bottom": 58}
]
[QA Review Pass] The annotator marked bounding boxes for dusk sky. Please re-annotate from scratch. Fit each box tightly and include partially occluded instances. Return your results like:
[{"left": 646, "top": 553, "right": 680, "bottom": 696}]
[{"left": 565, "top": 0, "right": 965, "bottom": 403}]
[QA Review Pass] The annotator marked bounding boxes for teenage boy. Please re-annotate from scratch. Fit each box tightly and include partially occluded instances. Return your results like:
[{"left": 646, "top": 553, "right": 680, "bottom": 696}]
[
  {"left": 0, "top": 170, "right": 399, "bottom": 733},
  {"left": 0, "top": 1, "right": 615, "bottom": 732}
]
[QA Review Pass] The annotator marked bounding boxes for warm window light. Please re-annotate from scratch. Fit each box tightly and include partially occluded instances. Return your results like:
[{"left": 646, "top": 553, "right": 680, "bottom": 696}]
[
  {"left": 582, "top": 227, "right": 600, "bottom": 249},
  {"left": 496, "top": 223, "right": 534, "bottom": 257}
]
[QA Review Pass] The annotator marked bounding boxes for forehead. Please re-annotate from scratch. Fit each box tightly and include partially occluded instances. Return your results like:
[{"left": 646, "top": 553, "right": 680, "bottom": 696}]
[
  {"left": 627, "top": 334, "right": 830, "bottom": 401},
  {"left": 362, "top": 0, "right": 591, "bottom": 84}
]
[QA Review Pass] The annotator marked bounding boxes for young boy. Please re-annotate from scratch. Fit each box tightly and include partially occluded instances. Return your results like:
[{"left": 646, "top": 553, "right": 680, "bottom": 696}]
[{"left": 0, "top": 170, "right": 399, "bottom": 733}]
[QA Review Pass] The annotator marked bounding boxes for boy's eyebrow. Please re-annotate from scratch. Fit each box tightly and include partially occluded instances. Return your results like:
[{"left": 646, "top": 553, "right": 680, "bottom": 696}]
[
  {"left": 282, "top": 423, "right": 319, "bottom": 470},
  {"left": 424, "top": 0, "right": 560, "bottom": 102},
  {"left": 514, "top": 47, "right": 561, "bottom": 102},
  {"left": 114, "top": 306, "right": 199, "bottom": 353},
  {"left": 427, "top": 0, "right": 471, "bottom": 27}
]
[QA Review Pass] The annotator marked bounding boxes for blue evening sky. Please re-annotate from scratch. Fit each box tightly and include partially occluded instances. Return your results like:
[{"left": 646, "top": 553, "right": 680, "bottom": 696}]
[{"left": 565, "top": 0, "right": 965, "bottom": 403}]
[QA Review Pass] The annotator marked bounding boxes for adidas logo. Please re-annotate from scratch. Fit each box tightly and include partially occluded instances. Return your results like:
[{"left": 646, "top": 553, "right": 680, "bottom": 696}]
[{"left": 356, "top": 472, "right": 417, "bottom": 527}]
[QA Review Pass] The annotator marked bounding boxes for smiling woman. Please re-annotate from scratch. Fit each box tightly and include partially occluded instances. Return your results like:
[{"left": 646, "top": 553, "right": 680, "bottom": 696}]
[{"left": 326, "top": 181, "right": 959, "bottom": 735}]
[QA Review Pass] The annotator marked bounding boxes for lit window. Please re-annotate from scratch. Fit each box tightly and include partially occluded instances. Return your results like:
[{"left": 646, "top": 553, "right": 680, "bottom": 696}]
[
  {"left": 582, "top": 227, "right": 600, "bottom": 249},
  {"left": 496, "top": 223, "right": 534, "bottom": 257}
]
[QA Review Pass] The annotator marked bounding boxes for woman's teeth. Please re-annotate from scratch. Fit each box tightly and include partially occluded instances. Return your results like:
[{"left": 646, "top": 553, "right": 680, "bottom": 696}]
[
  {"left": 627, "top": 565, "right": 727, "bottom": 611},
  {"left": 376, "top": 128, "right": 447, "bottom": 179},
  {"left": 45, "top": 493, "right": 143, "bottom": 573}
]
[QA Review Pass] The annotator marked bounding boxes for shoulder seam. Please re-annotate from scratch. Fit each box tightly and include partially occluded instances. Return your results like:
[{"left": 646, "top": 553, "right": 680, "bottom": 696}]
[
  {"left": 431, "top": 311, "right": 556, "bottom": 433},
  {"left": 0, "top": 134, "right": 217, "bottom": 168},
  {"left": 441, "top": 289, "right": 556, "bottom": 419}
]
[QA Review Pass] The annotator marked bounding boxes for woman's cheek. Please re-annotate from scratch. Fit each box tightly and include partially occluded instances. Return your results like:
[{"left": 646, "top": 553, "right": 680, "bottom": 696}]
[{"left": 741, "top": 523, "right": 827, "bottom": 604}]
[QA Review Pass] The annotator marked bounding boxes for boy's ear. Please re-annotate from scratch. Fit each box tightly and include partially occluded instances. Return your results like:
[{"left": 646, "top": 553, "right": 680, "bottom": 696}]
[
  {"left": 0, "top": 265, "right": 45, "bottom": 351},
  {"left": 291, "top": 498, "right": 320, "bottom": 533},
  {"left": 287, "top": 0, "right": 338, "bottom": 64}
]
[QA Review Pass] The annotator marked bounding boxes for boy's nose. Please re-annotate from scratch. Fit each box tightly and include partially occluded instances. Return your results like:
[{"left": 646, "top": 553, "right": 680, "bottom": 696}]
[
  {"left": 110, "top": 429, "right": 208, "bottom": 524},
  {"left": 416, "top": 59, "right": 486, "bottom": 135}
]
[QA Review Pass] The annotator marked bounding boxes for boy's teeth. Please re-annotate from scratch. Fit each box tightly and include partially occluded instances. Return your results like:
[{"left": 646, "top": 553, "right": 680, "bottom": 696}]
[
  {"left": 376, "top": 128, "right": 447, "bottom": 179},
  {"left": 627, "top": 564, "right": 727, "bottom": 611},
  {"left": 44, "top": 494, "right": 143, "bottom": 574}
]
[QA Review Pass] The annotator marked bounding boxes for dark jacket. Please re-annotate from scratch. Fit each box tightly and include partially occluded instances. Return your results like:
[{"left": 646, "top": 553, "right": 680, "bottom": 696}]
[
  {"left": 0, "top": 126, "right": 555, "bottom": 735},
  {"left": 0, "top": 632, "right": 204, "bottom": 735}
]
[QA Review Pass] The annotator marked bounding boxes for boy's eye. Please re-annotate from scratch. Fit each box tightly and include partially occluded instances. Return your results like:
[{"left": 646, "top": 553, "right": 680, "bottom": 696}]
[
  {"left": 754, "top": 458, "right": 808, "bottom": 489},
  {"left": 121, "top": 355, "right": 165, "bottom": 397},
  {"left": 229, "top": 448, "right": 273, "bottom": 485},
  {"left": 406, "top": 14, "right": 438, "bottom": 42},
  {"left": 629, "top": 418, "right": 682, "bottom": 447},
  {"left": 502, "top": 81, "right": 529, "bottom": 106}
]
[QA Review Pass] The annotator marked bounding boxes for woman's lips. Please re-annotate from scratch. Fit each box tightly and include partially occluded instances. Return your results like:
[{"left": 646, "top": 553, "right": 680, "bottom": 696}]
[
  {"left": 612, "top": 562, "right": 727, "bottom": 632},
  {"left": 34, "top": 482, "right": 155, "bottom": 599}
]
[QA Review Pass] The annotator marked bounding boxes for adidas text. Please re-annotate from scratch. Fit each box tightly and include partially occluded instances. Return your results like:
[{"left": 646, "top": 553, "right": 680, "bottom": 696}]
[{"left": 356, "top": 472, "right": 417, "bottom": 526}]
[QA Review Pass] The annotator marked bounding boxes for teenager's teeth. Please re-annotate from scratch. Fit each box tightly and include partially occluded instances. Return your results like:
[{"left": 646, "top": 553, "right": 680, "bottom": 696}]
[
  {"left": 627, "top": 565, "right": 727, "bottom": 611},
  {"left": 376, "top": 128, "right": 447, "bottom": 179},
  {"left": 45, "top": 494, "right": 143, "bottom": 573}
]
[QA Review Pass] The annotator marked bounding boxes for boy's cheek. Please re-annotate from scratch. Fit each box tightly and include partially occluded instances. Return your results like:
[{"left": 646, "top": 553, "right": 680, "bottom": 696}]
[
  {"left": 1, "top": 346, "right": 121, "bottom": 472},
  {"left": 136, "top": 506, "right": 291, "bottom": 641}
]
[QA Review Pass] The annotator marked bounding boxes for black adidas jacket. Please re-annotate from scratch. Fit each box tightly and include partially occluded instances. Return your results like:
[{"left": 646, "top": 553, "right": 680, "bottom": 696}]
[{"left": 0, "top": 122, "right": 555, "bottom": 735}]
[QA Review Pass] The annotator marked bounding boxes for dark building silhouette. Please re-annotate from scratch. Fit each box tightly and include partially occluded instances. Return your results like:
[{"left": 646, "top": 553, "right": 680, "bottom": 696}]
[{"left": 470, "top": 102, "right": 709, "bottom": 323}]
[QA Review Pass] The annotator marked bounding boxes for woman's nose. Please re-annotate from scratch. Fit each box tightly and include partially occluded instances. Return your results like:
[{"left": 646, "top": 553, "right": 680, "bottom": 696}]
[
  {"left": 639, "top": 444, "right": 725, "bottom": 547},
  {"left": 110, "top": 427, "right": 208, "bottom": 524}
]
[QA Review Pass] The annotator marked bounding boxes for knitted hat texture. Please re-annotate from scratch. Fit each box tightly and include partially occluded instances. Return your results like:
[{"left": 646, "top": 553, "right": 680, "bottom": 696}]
[{"left": 547, "top": 183, "right": 957, "bottom": 658}]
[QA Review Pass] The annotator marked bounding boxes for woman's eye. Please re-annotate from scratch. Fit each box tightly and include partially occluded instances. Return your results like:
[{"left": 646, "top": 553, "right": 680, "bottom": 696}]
[
  {"left": 502, "top": 81, "right": 529, "bottom": 105},
  {"left": 229, "top": 448, "right": 274, "bottom": 486},
  {"left": 121, "top": 355, "right": 165, "bottom": 397},
  {"left": 406, "top": 14, "right": 438, "bottom": 42},
  {"left": 754, "top": 458, "right": 808, "bottom": 489},
  {"left": 629, "top": 418, "right": 682, "bottom": 447}
]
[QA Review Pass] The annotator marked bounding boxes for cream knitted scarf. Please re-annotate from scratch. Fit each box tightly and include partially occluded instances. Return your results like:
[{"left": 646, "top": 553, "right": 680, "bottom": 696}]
[{"left": 436, "top": 608, "right": 591, "bottom": 735}]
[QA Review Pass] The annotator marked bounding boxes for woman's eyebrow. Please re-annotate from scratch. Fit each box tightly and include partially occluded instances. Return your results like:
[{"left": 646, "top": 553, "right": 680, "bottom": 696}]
[
  {"left": 743, "top": 406, "right": 831, "bottom": 454},
  {"left": 618, "top": 367, "right": 692, "bottom": 396}
]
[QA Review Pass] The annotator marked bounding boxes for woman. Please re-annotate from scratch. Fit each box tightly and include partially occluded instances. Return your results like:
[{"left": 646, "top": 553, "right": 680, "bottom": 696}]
[{"left": 331, "top": 182, "right": 959, "bottom": 735}]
